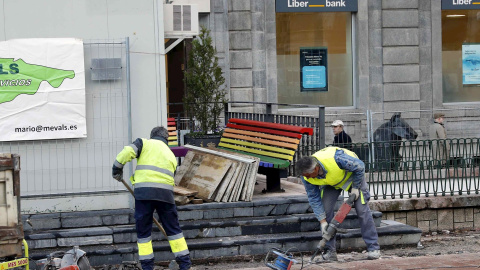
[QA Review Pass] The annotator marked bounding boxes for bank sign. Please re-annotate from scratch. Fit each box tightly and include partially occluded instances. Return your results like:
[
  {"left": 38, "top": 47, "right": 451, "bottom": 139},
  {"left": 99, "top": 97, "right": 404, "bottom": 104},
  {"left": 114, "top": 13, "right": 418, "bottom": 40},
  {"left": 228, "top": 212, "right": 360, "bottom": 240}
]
[
  {"left": 442, "top": 0, "right": 480, "bottom": 9},
  {"left": 0, "top": 38, "right": 86, "bottom": 141},
  {"left": 276, "top": 0, "right": 358, "bottom": 12}
]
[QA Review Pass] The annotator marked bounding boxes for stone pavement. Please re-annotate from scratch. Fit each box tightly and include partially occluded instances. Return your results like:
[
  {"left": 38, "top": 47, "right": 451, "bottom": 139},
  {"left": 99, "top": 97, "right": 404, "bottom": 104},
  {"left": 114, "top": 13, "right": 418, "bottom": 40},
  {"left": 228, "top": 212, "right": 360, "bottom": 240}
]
[{"left": 236, "top": 252, "right": 480, "bottom": 270}]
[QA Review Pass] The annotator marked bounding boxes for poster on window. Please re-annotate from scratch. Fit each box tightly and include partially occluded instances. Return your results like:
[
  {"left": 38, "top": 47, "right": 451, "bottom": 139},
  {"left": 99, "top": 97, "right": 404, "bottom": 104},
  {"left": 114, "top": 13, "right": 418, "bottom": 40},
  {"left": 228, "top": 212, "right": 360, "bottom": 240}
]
[
  {"left": 300, "top": 47, "right": 328, "bottom": 92},
  {"left": 462, "top": 44, "right": 480, "bottom": 85},
  {"left": 0, "top": 38, "right": 86, "bottom": 141}
]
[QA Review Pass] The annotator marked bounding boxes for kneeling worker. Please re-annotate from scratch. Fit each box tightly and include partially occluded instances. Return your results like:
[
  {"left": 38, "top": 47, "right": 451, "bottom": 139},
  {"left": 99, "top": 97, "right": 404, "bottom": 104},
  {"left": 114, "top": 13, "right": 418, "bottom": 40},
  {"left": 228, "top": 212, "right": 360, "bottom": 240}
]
[
  {"left": 296, "top": 146, "right": 380, "bottom": 261},
  {"left": 112, "top": 126, "right": 192, "bottom": 270}
]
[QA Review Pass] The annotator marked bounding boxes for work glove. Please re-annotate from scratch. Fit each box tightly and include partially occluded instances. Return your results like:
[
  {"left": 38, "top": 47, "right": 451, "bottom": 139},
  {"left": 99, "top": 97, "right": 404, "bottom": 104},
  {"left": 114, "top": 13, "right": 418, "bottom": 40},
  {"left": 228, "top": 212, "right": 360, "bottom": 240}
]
[
  {"left": 320, "top": 221, "right": 329, "bottom": 236},
  {"left": 349, "top": 187, "right": 360, "bottom": 201},
  {"left": 112, "top": 166, "right": 123, "bottom": 182}
]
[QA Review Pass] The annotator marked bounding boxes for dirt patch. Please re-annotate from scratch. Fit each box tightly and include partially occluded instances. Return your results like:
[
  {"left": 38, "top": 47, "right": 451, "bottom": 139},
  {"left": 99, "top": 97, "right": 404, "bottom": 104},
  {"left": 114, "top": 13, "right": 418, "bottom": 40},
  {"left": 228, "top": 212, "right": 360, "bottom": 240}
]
[{"left": 181, "top": 229, "right": 480, "bottom": 270}]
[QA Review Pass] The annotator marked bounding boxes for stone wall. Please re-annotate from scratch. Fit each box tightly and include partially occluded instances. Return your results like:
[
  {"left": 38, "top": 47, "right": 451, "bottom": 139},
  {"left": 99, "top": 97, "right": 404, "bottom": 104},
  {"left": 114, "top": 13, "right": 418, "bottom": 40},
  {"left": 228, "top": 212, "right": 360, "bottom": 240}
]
[{"left": 370, "top": 195, "right": 480, "bottom": 232}]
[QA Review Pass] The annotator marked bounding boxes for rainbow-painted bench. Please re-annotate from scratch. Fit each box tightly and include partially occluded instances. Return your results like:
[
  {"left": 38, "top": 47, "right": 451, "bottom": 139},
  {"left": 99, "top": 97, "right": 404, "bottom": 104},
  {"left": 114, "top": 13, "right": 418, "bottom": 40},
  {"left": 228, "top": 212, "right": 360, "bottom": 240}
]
[
  {"left": 217, "top": 118, "right": 314, "bottom": 192},
  {"left": 167, "top": 117, "right": 179, "bottom": 147}
]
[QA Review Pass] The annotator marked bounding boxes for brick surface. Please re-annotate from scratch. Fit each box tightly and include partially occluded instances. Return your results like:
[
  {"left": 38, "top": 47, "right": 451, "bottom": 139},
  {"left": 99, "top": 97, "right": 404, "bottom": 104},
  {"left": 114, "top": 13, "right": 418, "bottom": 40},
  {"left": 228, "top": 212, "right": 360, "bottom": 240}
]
[
  {"left": 383, "top": 29, "right": 419, "bottom": 46},
  {"left": 57, "top": 235, "right": 112, "bottom": 246},
  {"left": 382, "top": 0, "right": 418, "bottom": 9},
  {"left": 234, "top": 207, "right": 253, "bottom": 217},
  {"left": 454, "top": 221, "right": 474, "bottom": 230},
  {"left": 454, "top": 208, "right": 466, "bottom": 223},
  {"left": 62, "top": 216, "right": 103, "bottom": 228},
  {"left": 29, "top": 239, "right": 57, "bottom": 249},
  {"left": 382, "top": 10, "right": 419, "bottom": 28},
  {"left": 383, "top": 47, "right": 419, "bottom": 65},
  {"left": 429, "top": 220, "right": 438, "bottom": 232},
  {"left": 406, "top": 211, "right": 417, "bottom": 227},
  {"left": 420, "top": 209, "right": 437, "bottom": 221},
  {"left": 437, "top": 209, "right": 454, "bottom": 230}
]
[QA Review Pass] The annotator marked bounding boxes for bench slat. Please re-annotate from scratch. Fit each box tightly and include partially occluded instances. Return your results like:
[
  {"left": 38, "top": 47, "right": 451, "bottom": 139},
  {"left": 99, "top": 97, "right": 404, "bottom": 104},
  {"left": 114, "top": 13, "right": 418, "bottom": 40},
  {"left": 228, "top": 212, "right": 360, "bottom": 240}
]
[
  {"left": 168, "top": 142, "right": 179, "bottom": 146},
  {"left": 218, "top": 142, "right": 293, "bottom": 161},
  {"left": 224, "top": 128, "right": 300, "bottom": 144},
  {"left": 230, "top": 118, "right": 314, "bottom": 135},
  {"left": 217, "top": 147, "right": 290, "bottom": 168},
  {"left": 220, "top": 138, "right": 295, "bottom": 156},
  {"left": 168, "top": 127, "right": 176, "bottom": 131},
  {"left": 227, "top": 123, "right": 303, "bottom": 139},
  {"left": 168, "top": 131, "right": 177, "bottom": 136},
  {"left": 223, "top": 131, "right": 299, "bottom": 150},
  {"left": 168, "top": 136, "right": 178, "bottom": 141}
]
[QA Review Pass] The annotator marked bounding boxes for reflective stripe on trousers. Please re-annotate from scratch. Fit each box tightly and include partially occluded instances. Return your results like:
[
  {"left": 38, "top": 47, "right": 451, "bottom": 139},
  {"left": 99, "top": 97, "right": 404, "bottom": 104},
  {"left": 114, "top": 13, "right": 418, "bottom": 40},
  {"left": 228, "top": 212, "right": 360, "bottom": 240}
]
[
  {"left": 137, "top": 236, "right": 154, "bottom": 260},
  {"left": 168, "top": 233, "right": 189, "bottom": 257}
]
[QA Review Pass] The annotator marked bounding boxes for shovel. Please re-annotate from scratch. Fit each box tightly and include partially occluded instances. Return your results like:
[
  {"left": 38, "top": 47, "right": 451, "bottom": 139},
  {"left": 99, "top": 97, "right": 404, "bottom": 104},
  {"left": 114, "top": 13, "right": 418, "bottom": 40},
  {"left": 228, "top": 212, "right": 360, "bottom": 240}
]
[
  {"left": 120, "top": 178, "right": 168, "bottom": 236},
  {"left": 119, "top": 178, "right": 179, "bottom": 269}
]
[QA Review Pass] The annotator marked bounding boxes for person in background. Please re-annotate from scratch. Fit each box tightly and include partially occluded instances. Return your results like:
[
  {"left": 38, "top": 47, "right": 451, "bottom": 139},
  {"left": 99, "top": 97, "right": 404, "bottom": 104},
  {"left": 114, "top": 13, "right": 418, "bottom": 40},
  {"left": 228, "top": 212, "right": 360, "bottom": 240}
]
[
  {"left": 429, "top": 113, "right": 450, "bottom": 166},
  {"left": 331, "top": 120, "right": 353, "bottom": 150}
]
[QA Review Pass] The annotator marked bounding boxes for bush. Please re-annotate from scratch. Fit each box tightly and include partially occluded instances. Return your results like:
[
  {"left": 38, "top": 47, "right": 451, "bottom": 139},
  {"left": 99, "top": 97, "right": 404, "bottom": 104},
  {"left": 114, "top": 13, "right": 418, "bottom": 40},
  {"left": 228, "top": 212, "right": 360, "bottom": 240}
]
[{"left": 183, "top": 26, "right": 227, "bottom": 136}]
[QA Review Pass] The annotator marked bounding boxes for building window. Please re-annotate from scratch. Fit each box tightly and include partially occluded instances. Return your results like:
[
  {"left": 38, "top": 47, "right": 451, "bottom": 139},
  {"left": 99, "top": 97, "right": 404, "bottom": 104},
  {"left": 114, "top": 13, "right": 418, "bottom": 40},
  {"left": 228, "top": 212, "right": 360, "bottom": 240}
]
[
  {"left": 442, "top": 10, "right": 480, "bottom": 103},
  {"left": 276, "top": 12, "right": 353, "bottom": 107}
]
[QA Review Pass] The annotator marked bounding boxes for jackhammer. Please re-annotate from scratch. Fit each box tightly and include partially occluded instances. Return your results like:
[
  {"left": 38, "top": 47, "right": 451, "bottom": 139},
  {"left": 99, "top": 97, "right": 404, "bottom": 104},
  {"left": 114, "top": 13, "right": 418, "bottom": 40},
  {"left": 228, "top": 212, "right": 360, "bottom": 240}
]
[
  {"left": 265, "top": 193, "right": 357, "bottom": 269},
  {"left": 310, "top": 193, "right": 356, "bottom": 262}
]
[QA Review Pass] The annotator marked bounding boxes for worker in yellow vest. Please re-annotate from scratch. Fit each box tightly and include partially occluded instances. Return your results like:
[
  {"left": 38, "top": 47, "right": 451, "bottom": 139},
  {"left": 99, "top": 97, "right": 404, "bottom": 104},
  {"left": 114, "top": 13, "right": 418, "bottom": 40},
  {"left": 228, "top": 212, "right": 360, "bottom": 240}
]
[
  {"left": 296, "top": 146, "right": 380, "bottom": 261},
  {"left": 112, "top": 126, "right": 192, "bottom": 270}
]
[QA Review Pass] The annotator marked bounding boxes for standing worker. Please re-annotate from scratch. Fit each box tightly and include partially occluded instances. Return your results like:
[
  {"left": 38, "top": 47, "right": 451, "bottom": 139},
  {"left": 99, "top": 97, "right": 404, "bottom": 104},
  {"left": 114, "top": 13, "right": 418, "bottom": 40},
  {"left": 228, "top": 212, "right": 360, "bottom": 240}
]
[
  {"left": 112, "top": 126, "right": 192, "bottom": 270},
  {"left": 331, "top": 120, "right": 353, "bottom": 151},
  {"left": 296, "top": 146, "right": 380, "bottom": 261},
  {"left": 429, "top": 113, "right": 450, "bottom": 166}
]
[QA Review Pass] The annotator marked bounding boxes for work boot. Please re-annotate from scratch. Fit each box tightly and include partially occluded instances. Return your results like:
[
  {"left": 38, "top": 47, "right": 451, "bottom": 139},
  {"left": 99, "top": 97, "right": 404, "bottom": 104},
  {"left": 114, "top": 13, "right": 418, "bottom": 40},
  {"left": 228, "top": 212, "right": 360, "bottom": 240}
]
[
  {"left": 367, "top": 249, "right": 381, "bottom": 260},
  {"left": 321, "top": 249, "right": 338, "bottom": 261},
  {"left": 175, "top": 254, "right": 192, "bottom": 270}
]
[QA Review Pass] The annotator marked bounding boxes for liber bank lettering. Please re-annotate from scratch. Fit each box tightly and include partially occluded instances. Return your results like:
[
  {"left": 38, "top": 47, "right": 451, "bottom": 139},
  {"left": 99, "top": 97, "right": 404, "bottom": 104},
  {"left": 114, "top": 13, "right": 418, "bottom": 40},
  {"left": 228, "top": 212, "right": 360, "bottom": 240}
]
[
  {"left": 442, "top": 0, "right": 480, "bottom": 9},
  {"left": 276, "top": 0, "right": 358, "bottom": 12}
]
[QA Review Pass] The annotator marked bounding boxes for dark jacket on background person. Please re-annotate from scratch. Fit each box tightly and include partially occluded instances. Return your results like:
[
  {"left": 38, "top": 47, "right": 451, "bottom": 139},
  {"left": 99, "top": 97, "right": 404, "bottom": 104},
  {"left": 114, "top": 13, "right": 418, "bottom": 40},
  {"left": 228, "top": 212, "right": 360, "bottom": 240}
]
[{"left": 333, "top": 130, "right": 353, "bottom": 150}]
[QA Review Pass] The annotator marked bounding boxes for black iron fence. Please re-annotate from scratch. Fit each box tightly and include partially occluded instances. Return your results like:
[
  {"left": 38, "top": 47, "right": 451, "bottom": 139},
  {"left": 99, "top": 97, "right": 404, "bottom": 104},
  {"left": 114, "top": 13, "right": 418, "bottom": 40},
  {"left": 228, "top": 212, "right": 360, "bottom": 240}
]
[{"left": 340, "top": 139, "right": 480, "bottom": 200}]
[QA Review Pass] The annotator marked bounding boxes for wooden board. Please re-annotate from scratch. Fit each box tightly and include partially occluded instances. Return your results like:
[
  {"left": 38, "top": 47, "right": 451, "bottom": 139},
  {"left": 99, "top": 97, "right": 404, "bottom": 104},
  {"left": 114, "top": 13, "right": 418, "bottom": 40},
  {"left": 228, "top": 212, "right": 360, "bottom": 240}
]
[
  {"left": 174, "top": 185, "right": 199, "bottom": 197},
  {"left": 222, "top": 163, "right": 245, "bottom": 202},
  {"left": 245, "top": 161, "right": 260, "bottom": 201},
  {"left": 213, "top": 162, "right": 238, "bottom": 202},
  {"left": 230, "top": 163, "right": 247, "bottom": 202},
  {"left": 180, "top": 153, "right": 233, "bottom": 200},
  {"left": 174, "top": 151, "right": 196, "bottom": 185},
  {"left": 214, "top": 148, "right": 260, "bottom": 201}
]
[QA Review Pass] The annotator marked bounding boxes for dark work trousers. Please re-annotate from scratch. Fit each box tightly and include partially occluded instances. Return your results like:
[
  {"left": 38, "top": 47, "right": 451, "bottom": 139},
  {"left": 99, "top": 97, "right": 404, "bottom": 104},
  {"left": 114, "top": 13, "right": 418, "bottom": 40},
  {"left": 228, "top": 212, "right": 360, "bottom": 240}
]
[
  {"left": 321, "top": 180, "right": 380, "bottom": 252},
  {"left": 135, "top": 199, "right": 192, "bottom": 270}
]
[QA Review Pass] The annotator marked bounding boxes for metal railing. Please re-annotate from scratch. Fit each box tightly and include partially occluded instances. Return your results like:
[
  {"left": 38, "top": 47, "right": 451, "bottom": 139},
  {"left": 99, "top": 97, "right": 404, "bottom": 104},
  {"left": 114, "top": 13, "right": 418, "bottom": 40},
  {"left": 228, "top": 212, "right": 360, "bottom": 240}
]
[{"left": 342, "top": 139, "right": 480, "bottom": 200}]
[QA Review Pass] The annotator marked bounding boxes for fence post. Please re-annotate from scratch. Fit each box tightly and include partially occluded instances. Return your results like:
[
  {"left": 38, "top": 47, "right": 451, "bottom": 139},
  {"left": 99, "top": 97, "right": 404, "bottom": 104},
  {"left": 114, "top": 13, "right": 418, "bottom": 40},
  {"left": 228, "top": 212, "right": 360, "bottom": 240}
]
[
  {"left": 319, "top": 106, "right": 325, "bottom": 149},
  {"left": 224, "top": 102, "right": 230, "bottom": 126},
  {"left": 266, "top": 103, "right": 273, "bottom": 123}
]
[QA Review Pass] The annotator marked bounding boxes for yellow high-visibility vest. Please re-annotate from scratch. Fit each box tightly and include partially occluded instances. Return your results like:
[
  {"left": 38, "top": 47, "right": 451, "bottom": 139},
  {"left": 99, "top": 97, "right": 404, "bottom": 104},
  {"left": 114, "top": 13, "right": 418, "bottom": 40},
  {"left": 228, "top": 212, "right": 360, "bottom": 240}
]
[{"left": 304, "top": 147, "right": 358, "bottom": 191}]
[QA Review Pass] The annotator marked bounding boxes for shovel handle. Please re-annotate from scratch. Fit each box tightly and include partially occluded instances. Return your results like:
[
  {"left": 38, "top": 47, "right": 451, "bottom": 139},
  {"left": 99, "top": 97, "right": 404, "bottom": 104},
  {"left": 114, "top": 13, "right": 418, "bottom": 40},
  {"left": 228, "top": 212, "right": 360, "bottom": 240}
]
[{"left": 120, "top": 178, "right": 168, "bottom": 238}]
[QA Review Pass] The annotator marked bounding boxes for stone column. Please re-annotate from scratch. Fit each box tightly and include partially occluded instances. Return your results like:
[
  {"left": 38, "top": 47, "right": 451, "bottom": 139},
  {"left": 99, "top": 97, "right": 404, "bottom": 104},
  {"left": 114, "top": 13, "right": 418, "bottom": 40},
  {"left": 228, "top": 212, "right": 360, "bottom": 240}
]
[
  {"left": 381, "top": 0, "right": 421, "bottom": 121},
  {"left": 228, "top": 0, "right": 254, "bottom": 112}
]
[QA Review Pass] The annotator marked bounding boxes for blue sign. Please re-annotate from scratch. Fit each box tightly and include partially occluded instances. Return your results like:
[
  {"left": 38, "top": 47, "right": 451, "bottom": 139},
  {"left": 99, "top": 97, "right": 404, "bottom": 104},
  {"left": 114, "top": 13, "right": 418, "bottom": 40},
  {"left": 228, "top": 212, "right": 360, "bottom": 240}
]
[
  {"left": 302, "top": 66, "right": 326, "bottom": 89},
  {"left": 442, "top": 0, "right": 480, "bottom": 10},
  {"left": 276, "top": 0, "right": 358, "bottom": 12},
  {"left": 300, "top": 47, "right": 328, "bottom": 92},
  {"left": 462, "top": 44, "right": 480, "bottom": 85}
]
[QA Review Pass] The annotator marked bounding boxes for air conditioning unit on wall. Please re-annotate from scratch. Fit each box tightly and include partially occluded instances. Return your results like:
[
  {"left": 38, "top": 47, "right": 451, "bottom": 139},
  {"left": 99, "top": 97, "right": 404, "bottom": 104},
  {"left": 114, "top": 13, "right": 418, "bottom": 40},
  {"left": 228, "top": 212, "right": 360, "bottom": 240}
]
[{"left": 164, "top": 4, "right": 199, "bottom": 38}]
